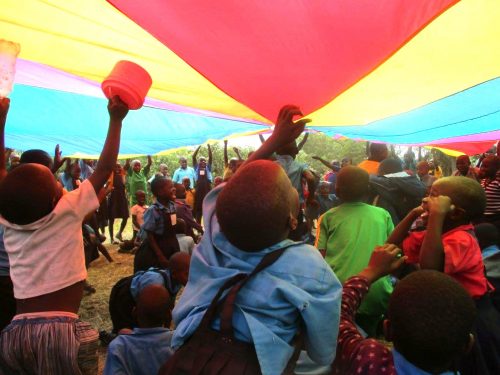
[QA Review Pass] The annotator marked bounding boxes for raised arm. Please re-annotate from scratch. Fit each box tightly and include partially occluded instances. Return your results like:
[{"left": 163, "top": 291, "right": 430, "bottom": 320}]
[
  {"left": 207, "top": 144, "right": 213, "bottom": 167},
  {"left": 0, "top": 98, "right": 10, "bottom": 182},
  {"left": 233, "top": 147, "right": 242, "bottom": 160},
  {"left": 386, "top": 206, "right": 423, "bottom": 246},
  {"left": 258, "top": 134, "right": 266, "bottom": 144},
  {"left": 303, "top": 169, "right": 317, "bottom": 206},
  {"left": 418, "top": 196, "right": 451, "bottom": 271},
  {"left": 223, "top": 140, "right": 229, "bottom": 167},
  {"left": 312, "top": 156, "right": 333, "bottom": 170},
  {"left": 124, "top": 158, "right": 131, "bottom": 171},
  {"left": 246, "top": 105, "right": 310, "bottom": 164},
  {"left": 52, "top": 144, "right": 68, "bottom": 174},
  {"left": 88, "top": 96, "right": 128, "bottom": 194},
  {"left": 297, "top": 132, "right": 309, "bottom": 151},
  {"left": 192, "top": 145, "right": 201, "bottom": 169},
  {"left": 144, "top": 155, "right": 152, "bottom": 177}
]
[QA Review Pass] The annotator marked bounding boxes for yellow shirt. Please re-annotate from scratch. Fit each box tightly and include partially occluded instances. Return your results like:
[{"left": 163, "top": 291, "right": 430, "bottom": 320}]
[{"left": 186, "top": 189, "right": 195, "bottom": 208}]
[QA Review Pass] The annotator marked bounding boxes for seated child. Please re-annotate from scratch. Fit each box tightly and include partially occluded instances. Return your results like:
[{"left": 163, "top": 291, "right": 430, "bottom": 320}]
[
  {"left": 170, "top": 105, "right": 342, "bottom": 375},
  {"left": 388, "top": 176, "right": 499, "bottom": 374},
  {"left": 315, "top": 165, "right": 394, "bottom": 336},
  {"left": 133, "top": 177, "right": 180, "bottom": 272},
  {"left": 474, "top": 222, "right": 500, "bottom": 309},
  {"left": 0, "top": 96, "right": 128, "bottom": 374},
  {"left": 175, "top": 219, "right": 195, "bottom": 254},
  {"left": 333, "top": 244, "right": 477, "bottom": 375},
  {"left": 104, "top": 284, "right": 174, "bottom": 375},
  {"left": 109, "top": 253, "right": 190, "bottom": 334},
  {"left": 130, "top": 190, "right": 148, "bottom": 239},
  {"left": 125, "top": 156, "right": 152, "bottom": 206}
]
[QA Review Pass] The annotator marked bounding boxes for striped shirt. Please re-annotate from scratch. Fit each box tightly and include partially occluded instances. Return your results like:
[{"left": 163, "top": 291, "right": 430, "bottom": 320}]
[{"left": 481, "top": 173, "right": 500, "bottom": 216}]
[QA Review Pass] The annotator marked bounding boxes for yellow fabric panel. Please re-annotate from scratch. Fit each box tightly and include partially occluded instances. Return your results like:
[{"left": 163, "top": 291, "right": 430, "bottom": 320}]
[
  {"left": 309, "top": 0, "right": 500, "bottom": 126},
  {"left": 0, "top": 0, "right": 266, "bottom": 122},
  {"left": 425, "top": 146, "right": 464, "bottom": 157}
]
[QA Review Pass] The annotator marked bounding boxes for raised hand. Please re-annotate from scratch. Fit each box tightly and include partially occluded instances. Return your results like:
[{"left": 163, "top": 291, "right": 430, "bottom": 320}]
[
  {"left": 271, "top": 105, "right": 311, "bottom": 147},
  {"left": 359, "top": 244, "right": 407, "bottom": 283},
  {"left": 107, "top": 96, "right": 129, "bottom": 121}
]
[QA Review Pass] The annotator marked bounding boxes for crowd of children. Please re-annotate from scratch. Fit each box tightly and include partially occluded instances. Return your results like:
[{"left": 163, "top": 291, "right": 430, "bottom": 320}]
[{"left": 0, "top": 96, "right": 499, "bottom": 375}]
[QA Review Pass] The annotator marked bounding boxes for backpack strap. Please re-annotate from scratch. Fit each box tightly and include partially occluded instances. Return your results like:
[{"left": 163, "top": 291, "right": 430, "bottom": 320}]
[{"left": 198, "top": 243, "right": 294, "bottom": 335}]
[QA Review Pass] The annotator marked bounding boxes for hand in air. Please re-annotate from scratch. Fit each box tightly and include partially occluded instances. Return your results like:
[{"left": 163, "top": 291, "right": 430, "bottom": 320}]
[
  {"left": 0, "top": 97, "right": 10, "bottom": 120},
  {"left": 362, "top": 244, "right": 407, "bottom": 282},
  {"left": 272, "top": 105, "right": 311, "bottom": 147},
  {"left": 108, "top": 96, "right": 129, "bottom": 121},
  {"left": 427, "top": 195, "right": 454, "bottom": 216}
]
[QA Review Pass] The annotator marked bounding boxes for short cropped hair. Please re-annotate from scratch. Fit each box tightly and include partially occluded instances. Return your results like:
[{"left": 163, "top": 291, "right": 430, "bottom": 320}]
[
  {"left": 378, "top": 158, "right": 403, "bottom": 175},
  {"left": 0, "top": 164, "right": 60, "bottom": 225},
  {"left": 389, "top": 270, "right": 475, "bottom": 372},
  {"left": 335, "top": 166, "right": 369, "bottom": 202},
  {"left": 150, "top": 176, "right": 167, "bottom": 197},
  {"left": 216, "top": 160, "right": 294, "bottom": 252},
  {"left": 434, "top": 177, "right": 486, "bottom": 220},
  {"left": 369, "top": 143, "right": 389, "bottom": 162},
  {"left": 20, "top": 149, "right": 53, "bottom": 169}
]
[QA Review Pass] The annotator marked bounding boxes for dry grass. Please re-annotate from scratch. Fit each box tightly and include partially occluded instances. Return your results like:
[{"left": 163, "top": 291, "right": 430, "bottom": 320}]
[{"left": 79, "top": 222, "right": 135, "bottom": 374}]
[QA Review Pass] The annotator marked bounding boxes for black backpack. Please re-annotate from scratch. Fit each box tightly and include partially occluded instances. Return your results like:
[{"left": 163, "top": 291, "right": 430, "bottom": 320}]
[{"left": 159, "top": 246, "right": 300, "bottom": 375}]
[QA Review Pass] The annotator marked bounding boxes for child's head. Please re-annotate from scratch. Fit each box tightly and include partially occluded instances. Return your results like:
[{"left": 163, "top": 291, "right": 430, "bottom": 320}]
[
  {"left": 387, "top": 270, "right": 475, "bottom": 373},
  {"left": 150, "top": 177, "right": 176, "bottom": 203},
  {"left": 0, "top": 164, "right": 63, "bottom": 225},
  {"left": 169, "top": 251, "right": 191, "bottom": 285},
  {"left": 159, "top": 163, "right": 168, "bottom": 176},
  {"left": 474, "top": 223, "right": 498, "bottom": 250},
  {"left": 368, "top": 143, "right": 389, "bottom": 162},
  {"left": 335, "top": 166, "right": 369, "bottom": 202},
  {"left": 377, "top": 158, "right": 403, "bottom": 176},
  {"left": 228, "top": 158, "right": 243, "bottom": 173},
  {"left": 198, "top": 156, "right": 207, "bottom": 169},
  {"left": 479, "top": 155, "right": 500, "bottom": 179},
  {"left": 276, "top": 141, "right": 299, "bottom": 158},
  {"left": 131, "top": 160, "right": 141, "bottom": 173},
  {"left": 216, "top": 160, "right": 298, "bottom": 252},
  {"left": 179, "top": 157, "right": 187, "bottom": 169},
  {"left": 182, "top": 177, "right": 191, "bottom": 189},
  {"left": 174, "top": 183, "right": 186, "bottom": 199},
  {"left": 341, "top": 157, "right": 352, "bottom": 168},
  {"left": 20, "top": 149, "right": 53, "bottom": 169},
  {"left": 135, "top": 284, "right": 171, "bottom": 328},
  {"left": 114, "top": 163, "right": 122, "bottom": 174},
  {"left": 455, "top": 155, "right": 471, "bottom": 175},
  {"left": 429, "top": 177, "right": 486, "bottom": 222},
  {"left": 214, "top": 176, "right": 223, "bottom": 187},
  {"left": 135, "top": 190, "right": 146, "bottom": 206},
  {"left": 331, "top": 160, "right": 341, "bottom": 172},
  {"left": 318, "top": 181, "right": 331, "bottom": 196},
  {"left": 9, "top": 154, "right": 20, "bottom": 168},
  {"left": 416, "top": 161, "right": 430, "bottom": 178}
]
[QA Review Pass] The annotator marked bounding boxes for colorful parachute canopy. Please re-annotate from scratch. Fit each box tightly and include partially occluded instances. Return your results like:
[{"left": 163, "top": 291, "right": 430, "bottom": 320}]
[{"left": 1, "top": 0, "right": 499, "bottom": 156}]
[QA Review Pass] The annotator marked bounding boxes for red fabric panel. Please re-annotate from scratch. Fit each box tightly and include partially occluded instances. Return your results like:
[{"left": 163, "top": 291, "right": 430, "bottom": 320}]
[
  {"left": 432, "top": 141, "right": 497, "bottom": 155},
  {"left": 108, "top": 0, "right": 457, "bottom": 121}
]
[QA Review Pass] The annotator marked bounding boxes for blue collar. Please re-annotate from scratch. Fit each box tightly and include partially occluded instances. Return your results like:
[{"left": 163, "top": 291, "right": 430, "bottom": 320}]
[
  {"left": 482, "top": 245, "right": 500, "bottom": 259},
  {"left": 392, "top": 349, "right": 456, "bottom": 375}
]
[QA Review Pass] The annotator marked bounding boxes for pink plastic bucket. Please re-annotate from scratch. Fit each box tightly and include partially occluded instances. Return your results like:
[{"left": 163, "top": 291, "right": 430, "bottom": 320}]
[{"left": 102, "top": 61, "right": 152, "bottom": 110}]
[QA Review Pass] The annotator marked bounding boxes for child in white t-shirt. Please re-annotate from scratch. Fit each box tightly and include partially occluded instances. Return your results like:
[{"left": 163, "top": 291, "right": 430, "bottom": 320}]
[{"left": 0, "top": 96, "right": 129, "bottom": 374}]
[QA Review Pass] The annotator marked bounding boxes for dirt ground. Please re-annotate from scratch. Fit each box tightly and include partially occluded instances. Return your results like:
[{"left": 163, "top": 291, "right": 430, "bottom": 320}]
[{"left": 79, "top": 223, "right": 135, "bottom": 374}]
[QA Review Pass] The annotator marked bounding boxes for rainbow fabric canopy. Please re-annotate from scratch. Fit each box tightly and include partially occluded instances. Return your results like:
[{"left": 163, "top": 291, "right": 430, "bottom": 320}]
[{"left": 1, "top": 0, "right": 499, "bottom": 156}]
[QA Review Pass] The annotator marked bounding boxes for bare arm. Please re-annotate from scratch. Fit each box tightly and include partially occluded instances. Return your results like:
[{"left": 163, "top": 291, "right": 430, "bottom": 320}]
[
  {"left": 51, "top": 144, "right": 68, "bottom": 174},
  {"left": 258, "top": 134, "right": 266, "bottom": 144},
  {"left": 88, "top": 96, "right": 128, "bottom": 194},
  {"left": 0, "top": 98, "right": 10, "bottom": 182},
  {"left": 418, "top": 196, "right": 451, "bottom": 271},
  {"left": 303, "top": 169, "right": 317, "bottom": 205},
  {"left": 124, "top": 159, "right": 131, "bottom": 171},
  {"left": 223, "top": 140, "right": 228, "bottom": 167},
  {"left": 297, "top": 132, "right": 309, "bottom": 151},
  {"left": 207, "top": 144, "right": 213, "bottom": 167},
  {"left": 144, "top": 155, "right": 152, "bottom": 177},
  {"left": 386, "top": 207, "right": 423, "bottom": 246},
  {"left": 232, "top": 147, "right": 242, "bottom": 160},
  {"left": 246, "top": 105, "right": 310, "bottom": 165},
  {"left": 312, "top": 156, "right": 333, "bottom": 170}
]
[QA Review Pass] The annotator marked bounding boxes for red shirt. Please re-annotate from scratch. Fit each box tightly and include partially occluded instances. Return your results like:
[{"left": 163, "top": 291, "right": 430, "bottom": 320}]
[{"left": 402, "top": 224, "right": 488, "bottom": 298}]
